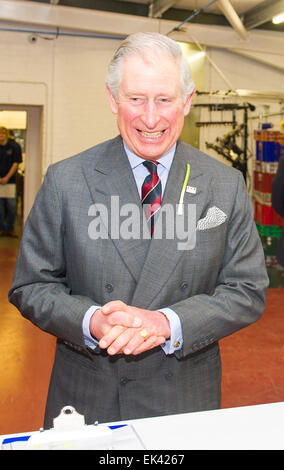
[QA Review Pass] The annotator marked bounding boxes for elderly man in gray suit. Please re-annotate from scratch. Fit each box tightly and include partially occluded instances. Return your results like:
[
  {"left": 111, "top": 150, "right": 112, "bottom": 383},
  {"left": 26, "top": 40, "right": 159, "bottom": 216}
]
[{"left": 9, "top": 32, "right": 268, "bottom": 429}]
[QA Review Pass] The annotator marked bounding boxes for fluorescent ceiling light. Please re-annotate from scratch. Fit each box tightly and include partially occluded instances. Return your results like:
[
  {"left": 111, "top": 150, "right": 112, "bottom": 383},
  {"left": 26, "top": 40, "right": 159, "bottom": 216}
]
[
  {"left": 0, "top": 110, "right": 27, "bottom": 129},
  {"left": 272, "top": 12, "right": 284, "bottom": 24},
  {"left": 187, "top": 51, "right": 205, "bottom": 63}
]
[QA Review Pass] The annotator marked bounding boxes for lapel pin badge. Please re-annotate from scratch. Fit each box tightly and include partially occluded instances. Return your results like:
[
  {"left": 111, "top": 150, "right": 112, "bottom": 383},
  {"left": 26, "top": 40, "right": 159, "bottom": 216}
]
[{"left": 186, "top": 186, "right": 197, "bottom": 194}]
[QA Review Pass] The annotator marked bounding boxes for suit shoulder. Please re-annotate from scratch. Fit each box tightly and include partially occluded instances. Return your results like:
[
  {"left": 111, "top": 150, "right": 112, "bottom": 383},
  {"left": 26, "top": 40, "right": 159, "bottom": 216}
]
[{"left": 47, "top": 136, "right": 121, "bottom": 175}]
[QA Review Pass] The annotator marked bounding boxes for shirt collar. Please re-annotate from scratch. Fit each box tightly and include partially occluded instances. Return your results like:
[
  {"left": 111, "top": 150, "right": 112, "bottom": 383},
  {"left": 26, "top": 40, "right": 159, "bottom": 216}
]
[{"left": 123, "top": 141, "right": 176, "bottom": 171}]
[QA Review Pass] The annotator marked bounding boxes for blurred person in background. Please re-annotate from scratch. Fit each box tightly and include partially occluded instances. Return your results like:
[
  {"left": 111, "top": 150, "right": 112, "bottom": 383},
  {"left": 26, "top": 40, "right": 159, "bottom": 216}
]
[{"left": 0, "top": 126, "right": 22, "bottom": 237}]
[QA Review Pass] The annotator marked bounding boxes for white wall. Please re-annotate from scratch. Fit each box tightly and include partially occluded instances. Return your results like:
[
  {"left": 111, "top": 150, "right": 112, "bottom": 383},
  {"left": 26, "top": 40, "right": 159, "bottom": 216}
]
[
  {"left": 204, "top": 47, "right": 284, "bottom": 94},
  {"left": 0, "top": 29, "right": 120, "bottom": 173},
  {"left": 51, "top": 35, "right": 119, "bottom": 164}
]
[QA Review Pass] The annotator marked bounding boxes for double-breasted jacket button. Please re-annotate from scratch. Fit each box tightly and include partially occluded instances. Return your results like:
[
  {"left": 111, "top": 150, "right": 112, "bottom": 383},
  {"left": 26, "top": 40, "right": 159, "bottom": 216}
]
[
  {"left": 165, "top": 371, "right": 173, "bottom": 380},
  {"left": 179, "top": 281, "right": 188, "bottom": 291},
  {"left": 120, "top": 377, "right": 129, "bottom": 385},
  {"left": 105, "top": 283, "right": 114, "bottom": 293}
]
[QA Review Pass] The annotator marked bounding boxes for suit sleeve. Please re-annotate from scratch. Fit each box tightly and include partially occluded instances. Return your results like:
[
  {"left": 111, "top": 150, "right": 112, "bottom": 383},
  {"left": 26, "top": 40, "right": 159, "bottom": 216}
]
[
  {"left": 170, "top": 172, "right": 269, "bottom": 358},
  {"left": 8, "top": 166, "right": 95, "bottom": 349},
  {"left": 272, "top": 156, "right": 284, "bottom": 218}
]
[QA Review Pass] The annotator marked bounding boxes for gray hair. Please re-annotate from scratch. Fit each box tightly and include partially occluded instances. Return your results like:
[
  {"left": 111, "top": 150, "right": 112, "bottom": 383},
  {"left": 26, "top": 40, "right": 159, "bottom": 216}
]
[{"left": 106, "top": 32, "right": 195, "bottom": 103}]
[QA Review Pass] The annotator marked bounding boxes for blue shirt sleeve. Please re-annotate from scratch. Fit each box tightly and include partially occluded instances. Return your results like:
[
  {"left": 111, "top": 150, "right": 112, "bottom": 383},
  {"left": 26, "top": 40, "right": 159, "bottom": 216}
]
[
  {"left": 159, "top": 308, "right": 183, "bottom": 354},
  {"left": 82, "top": 306, "right": 100, "bottom": 349}
]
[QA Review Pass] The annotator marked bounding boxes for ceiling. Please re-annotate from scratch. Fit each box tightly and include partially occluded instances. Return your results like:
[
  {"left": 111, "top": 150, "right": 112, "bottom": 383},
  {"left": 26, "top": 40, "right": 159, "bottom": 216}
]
[{"left": 28, "top": 0, "right": 284, "bottom": 32}]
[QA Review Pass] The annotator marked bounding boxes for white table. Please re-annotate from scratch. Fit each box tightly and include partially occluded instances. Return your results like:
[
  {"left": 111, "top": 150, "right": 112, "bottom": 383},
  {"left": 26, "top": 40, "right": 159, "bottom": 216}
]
[
  {"left": 1, "top": 401, "right": 284, "bottom": 450},
  {"left": 122, "top": 401, "right": 284, "bottom": 450}
]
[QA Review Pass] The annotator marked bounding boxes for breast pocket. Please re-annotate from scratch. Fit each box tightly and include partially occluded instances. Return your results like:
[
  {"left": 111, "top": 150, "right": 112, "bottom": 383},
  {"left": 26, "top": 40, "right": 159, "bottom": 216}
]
[{"left": 194, "top": 221, "right": 228, "bottom": 266}]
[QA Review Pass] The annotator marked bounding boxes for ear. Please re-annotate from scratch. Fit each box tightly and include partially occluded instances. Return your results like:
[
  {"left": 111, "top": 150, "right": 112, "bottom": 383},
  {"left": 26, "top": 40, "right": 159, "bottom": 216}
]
[
  {"left": 183, "top": 89, "right": 196, "bottom": 116},
  {"left": 106, "top": 85, "right": 119, "bottom": 114}
]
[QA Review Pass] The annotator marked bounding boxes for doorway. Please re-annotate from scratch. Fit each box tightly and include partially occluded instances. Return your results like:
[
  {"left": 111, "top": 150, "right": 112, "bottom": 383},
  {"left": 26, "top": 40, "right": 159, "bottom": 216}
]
[{"left": 0, "top": 105, "right": 42, "bottom": 239}]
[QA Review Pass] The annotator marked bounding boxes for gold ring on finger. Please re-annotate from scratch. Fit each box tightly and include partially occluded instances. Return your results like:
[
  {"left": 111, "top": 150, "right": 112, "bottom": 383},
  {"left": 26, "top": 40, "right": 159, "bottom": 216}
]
[{"left": 139, "top": 329, "right": 148, "bottom": 341}]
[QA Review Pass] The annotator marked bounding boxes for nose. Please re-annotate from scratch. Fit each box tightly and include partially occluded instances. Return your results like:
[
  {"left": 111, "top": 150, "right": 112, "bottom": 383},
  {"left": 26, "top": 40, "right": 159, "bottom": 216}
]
[{"left": 141, "top": 100, "right": 160, "bottom": 129}]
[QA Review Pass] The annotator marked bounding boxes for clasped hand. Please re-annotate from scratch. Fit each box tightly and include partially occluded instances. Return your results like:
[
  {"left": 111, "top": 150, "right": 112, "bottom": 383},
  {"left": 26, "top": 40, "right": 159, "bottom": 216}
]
[{"left": 90, "top": 300, "right": 170, "bottom": 356}]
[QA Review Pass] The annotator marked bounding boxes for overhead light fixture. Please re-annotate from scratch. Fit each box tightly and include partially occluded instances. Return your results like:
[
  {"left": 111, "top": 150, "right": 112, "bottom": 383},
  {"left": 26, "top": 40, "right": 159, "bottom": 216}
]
[
  {"left": 272, "top": 12, "right": 284, "bottom": 24},
  {"left": 187, "top": 51, "right": 205, "bottom": 63}
]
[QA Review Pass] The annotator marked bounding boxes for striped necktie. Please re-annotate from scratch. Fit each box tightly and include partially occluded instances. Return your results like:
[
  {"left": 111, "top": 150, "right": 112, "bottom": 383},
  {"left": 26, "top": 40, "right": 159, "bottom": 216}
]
[{"left": 141, "top": 161, "right": 162, "bottom": 236}]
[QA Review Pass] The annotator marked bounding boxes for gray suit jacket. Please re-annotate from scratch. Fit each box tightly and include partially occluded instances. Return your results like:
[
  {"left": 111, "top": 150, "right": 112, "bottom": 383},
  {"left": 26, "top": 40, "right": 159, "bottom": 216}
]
[{"left": 9, "top": 136, "right": 268, "bottom": 428}]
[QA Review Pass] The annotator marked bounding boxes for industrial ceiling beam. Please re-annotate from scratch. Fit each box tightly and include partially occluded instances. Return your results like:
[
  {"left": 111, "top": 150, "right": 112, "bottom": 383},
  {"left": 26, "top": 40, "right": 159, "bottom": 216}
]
[
  {"left": 243, "top": 0, "right": 284, "bottom": 29},
  {"left": 166, "top": 23, "right": 284, "bottom": 55},
  {"left": 149, "top": 0, "right": 178, "bottom": 18},
  {"left": 216, "top": 0, "right": 248, "bottom": 40},
  {"left": 228, "top": 48, "right": 284, "bottom": 71}
]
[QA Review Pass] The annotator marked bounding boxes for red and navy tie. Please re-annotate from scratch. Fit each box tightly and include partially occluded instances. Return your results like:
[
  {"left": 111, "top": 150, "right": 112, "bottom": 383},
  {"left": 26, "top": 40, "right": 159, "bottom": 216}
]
[{"left": 142, "top": 161, "right": 162, "bottom": 236}]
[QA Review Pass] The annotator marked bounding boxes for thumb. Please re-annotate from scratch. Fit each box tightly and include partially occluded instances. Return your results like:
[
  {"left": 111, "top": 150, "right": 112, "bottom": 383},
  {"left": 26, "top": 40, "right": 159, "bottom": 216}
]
[{"left": 101, "top": 300, "right": 127, "bottom": 315}]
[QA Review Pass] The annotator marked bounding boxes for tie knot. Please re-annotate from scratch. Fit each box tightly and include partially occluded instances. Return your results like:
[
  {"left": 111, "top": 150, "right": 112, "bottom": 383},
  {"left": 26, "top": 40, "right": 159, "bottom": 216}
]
[{"left": 143, "top": 160, "right": 158, "bottom": 175}]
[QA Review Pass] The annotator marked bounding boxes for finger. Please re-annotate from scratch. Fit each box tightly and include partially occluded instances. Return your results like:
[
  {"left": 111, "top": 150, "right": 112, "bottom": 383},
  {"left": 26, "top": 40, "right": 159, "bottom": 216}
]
[
  {"left": 98, "top": 325, "right": 126, "bottom": 350},
  {"left": 107, "top": 310, "right": 142, "bottom": 328},
  {"left": 131, "top": 336, "right": 166, "bottom": 356},
  {"left": 123, "top": 333, "right": 156, "bottom": 356},
  {"left": 106, "top": 328, "right": 138, "bottom": 356}
]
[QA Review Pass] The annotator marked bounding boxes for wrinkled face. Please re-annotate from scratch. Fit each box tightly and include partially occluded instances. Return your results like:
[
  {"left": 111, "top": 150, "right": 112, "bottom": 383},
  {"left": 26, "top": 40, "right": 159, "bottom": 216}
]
[{"left": 107, "top": 53, "right": 194, "bottom": 161}]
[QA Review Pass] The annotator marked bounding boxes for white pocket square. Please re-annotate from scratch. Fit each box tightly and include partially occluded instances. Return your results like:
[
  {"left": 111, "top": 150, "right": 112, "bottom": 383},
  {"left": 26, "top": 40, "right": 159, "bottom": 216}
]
[{"left": 197, "top": 206, "right": 227, "bottom": 231}]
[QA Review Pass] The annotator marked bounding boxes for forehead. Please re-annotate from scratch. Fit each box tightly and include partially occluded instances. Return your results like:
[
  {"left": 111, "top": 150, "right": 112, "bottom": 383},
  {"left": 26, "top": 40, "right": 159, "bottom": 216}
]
[{"left": 120, "top": 53, "right": 182, "bottom": 95}]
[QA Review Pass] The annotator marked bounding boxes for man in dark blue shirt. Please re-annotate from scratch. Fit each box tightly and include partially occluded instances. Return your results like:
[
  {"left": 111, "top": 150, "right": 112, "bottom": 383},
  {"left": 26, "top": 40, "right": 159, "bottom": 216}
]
[{"left": 0, "top": 126, "right": 22, "bottom": 237}]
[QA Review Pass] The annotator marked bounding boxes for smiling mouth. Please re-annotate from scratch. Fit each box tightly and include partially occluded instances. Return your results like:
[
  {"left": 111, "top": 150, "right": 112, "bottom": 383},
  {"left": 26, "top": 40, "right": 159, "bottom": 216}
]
[{"left": 138, "top": 130, "right": 165, "bottom": 139}]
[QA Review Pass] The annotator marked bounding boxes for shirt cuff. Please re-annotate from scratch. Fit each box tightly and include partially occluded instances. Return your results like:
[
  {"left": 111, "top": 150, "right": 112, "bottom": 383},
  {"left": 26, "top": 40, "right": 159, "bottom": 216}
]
[
  {"left": 159, "top": 307, "right": 183, "bottom": 354},
  {"left": 82, "top": 305, "right": 100, "bottom": 349}
]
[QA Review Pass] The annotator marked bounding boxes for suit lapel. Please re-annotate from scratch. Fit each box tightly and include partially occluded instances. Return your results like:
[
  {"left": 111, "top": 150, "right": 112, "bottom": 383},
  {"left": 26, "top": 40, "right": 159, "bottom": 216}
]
[{"left": 81, "top": 137, "right": 150, "bottom": 283}]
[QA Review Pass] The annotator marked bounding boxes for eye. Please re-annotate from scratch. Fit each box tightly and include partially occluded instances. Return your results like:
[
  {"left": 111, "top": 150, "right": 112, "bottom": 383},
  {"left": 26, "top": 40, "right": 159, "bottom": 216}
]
[
  {"left": 158, "top": 97, "right": 171, "bottom": 104},
  {"left": 129, "top": 97, "right": 144, "bottom": 105}
]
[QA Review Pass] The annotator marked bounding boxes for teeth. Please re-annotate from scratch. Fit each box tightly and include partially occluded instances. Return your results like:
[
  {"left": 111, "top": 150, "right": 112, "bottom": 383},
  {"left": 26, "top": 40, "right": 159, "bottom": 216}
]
[{"left": 140, "top": 131, "right": 163, "bottom": 138}]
